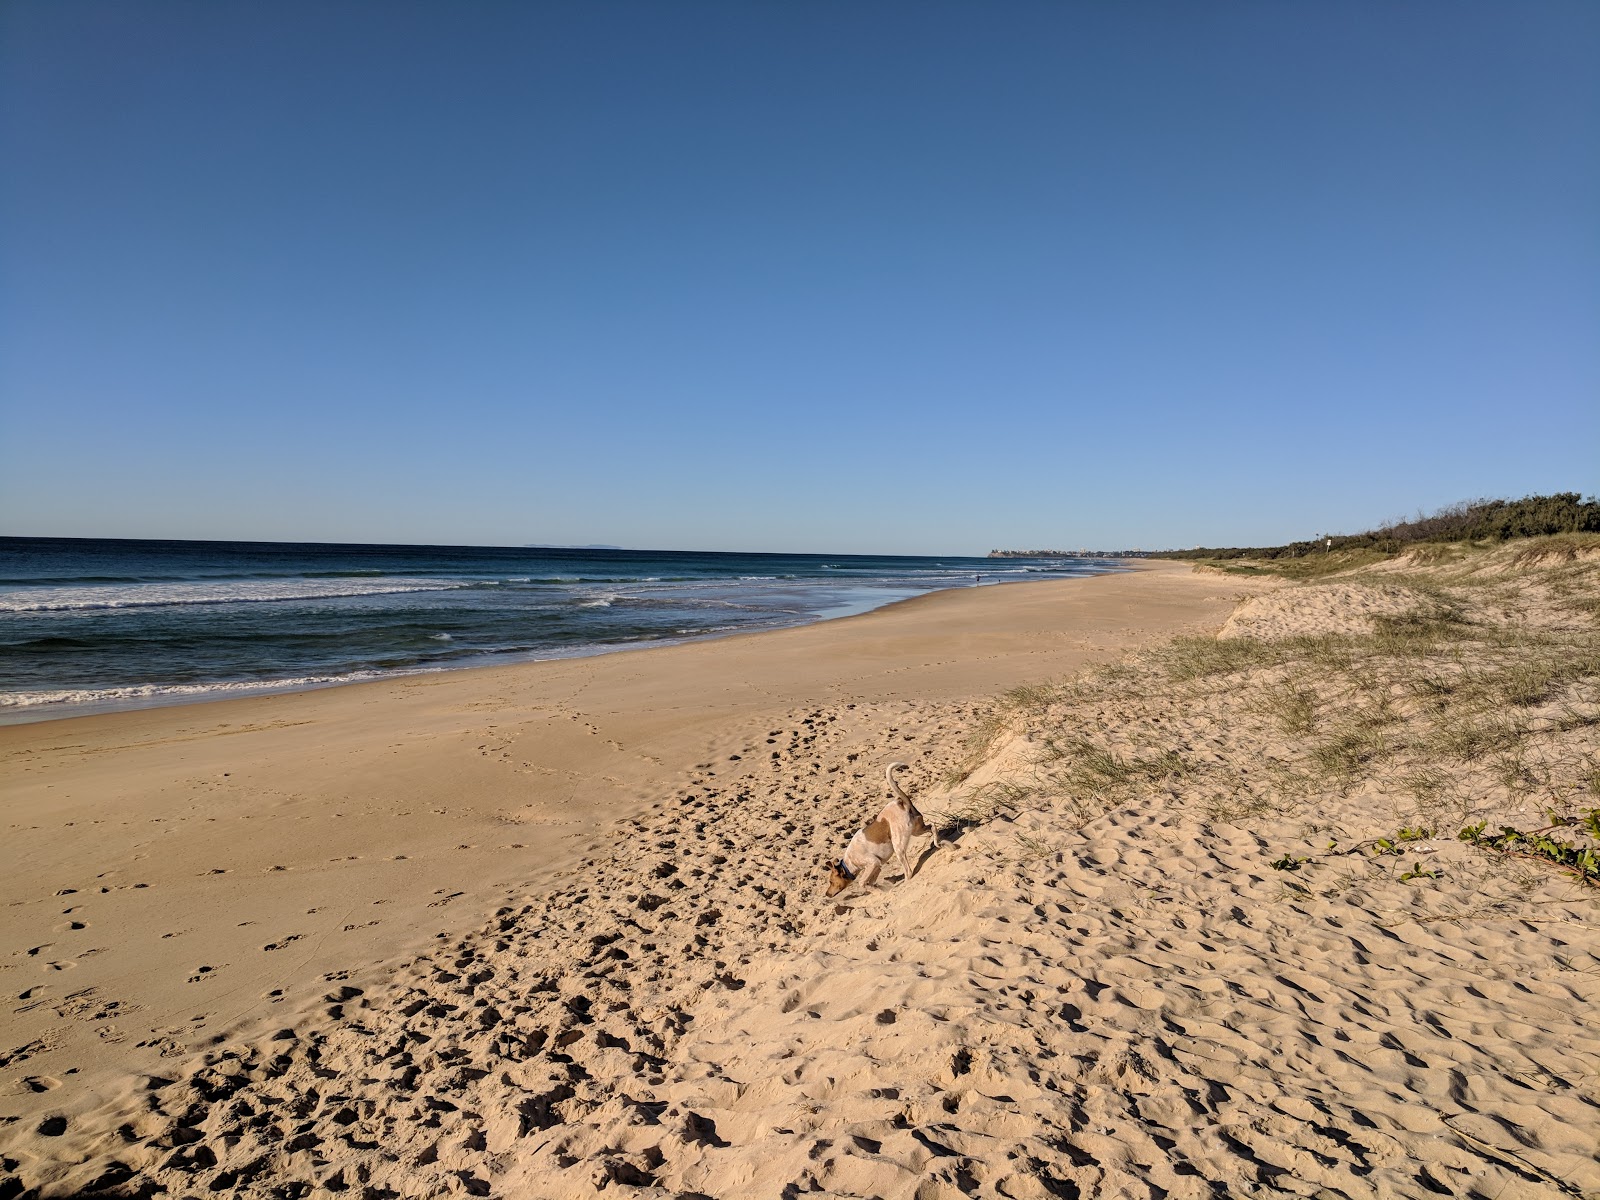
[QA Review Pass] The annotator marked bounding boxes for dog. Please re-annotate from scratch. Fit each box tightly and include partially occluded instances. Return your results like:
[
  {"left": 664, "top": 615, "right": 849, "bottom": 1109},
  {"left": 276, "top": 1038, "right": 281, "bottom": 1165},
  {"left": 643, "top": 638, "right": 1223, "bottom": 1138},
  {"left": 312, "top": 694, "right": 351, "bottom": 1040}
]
[{"left": 826, "top": 762, "right": 935, "bottom": 896}]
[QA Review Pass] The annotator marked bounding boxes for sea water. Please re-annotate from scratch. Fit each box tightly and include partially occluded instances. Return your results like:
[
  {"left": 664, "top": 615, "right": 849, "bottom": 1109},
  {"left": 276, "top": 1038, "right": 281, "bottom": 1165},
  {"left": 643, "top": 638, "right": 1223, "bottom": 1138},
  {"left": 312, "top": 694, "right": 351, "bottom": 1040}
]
[{"left": 0, "top": 538, "right": 1118, "bottom": 722}]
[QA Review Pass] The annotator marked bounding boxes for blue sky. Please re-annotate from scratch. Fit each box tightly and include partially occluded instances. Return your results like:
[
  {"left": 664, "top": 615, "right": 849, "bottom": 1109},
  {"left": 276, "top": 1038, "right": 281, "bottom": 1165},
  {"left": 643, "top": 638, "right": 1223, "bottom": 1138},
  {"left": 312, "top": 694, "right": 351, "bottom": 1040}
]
[{"left": 2, "top": 2, "right": 1595, "bottom": 553}]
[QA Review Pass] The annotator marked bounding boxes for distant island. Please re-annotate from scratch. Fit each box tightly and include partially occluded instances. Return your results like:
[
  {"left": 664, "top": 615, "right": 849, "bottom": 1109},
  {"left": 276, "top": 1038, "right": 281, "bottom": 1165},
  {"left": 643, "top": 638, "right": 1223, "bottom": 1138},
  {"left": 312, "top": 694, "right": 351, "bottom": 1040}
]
[
  {"left": 524, "top": 544, "right": 624, "bottom": 550},
  {"left": 987, "top": 549, "right": 1148, "bottom": 559}
]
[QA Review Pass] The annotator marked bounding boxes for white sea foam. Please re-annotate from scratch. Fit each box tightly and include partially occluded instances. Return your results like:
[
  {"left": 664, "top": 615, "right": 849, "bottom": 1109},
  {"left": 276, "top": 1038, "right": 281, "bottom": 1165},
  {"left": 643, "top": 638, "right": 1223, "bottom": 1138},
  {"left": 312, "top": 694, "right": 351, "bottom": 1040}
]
[
  {"left": 0, "top": 577, "right": 473, "bottom": 613},
  {"left": 0, "top": 671, "right": 395, "bottom": 709}
]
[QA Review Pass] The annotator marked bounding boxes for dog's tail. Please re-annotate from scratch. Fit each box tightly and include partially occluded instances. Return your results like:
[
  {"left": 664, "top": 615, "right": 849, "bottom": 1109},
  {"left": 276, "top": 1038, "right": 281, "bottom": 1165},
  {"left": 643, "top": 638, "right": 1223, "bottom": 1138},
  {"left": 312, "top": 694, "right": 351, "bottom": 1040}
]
[
  {"left": 886, "top": 761, "right": 910, "bottom": 801},
  {"left": 886, "top": 762, "right": 934, "bottom": 838}
]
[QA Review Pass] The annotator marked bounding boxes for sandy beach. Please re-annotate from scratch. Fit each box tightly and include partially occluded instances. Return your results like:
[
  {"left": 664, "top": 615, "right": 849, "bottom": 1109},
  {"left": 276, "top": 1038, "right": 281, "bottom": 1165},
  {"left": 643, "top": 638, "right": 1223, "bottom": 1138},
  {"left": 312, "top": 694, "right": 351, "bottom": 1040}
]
[
  {"left": 4, "top": 552, "right": 1598, "bottom": 1199},
  {"left": 1, "top": 565, "right": 1246, "bottom": 1188}
]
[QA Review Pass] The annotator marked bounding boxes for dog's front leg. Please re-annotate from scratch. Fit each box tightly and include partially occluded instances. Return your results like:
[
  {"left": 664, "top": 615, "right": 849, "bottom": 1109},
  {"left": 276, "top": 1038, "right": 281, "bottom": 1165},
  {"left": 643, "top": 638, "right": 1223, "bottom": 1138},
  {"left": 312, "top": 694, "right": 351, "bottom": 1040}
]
[{"left": 892, "top": 834, "right": 914, "bottom": 883}]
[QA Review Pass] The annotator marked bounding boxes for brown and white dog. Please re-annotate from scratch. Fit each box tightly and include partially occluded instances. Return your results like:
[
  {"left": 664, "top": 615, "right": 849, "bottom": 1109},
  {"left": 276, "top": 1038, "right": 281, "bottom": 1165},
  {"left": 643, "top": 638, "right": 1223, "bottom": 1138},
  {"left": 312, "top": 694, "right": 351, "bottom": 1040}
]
[{"left": 826, "top": 762, "right": 934, "bottom": 896}]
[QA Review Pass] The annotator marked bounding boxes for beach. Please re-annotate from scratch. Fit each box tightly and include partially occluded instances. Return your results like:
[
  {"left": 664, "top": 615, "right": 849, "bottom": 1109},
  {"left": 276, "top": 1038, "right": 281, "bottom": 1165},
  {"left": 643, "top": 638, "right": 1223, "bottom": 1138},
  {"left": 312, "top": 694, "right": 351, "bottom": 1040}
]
[
  {"left": 4, "top": 552, "right": 1598, "bottom": 1199},
  {"left": 1, "top": 565, "right": 1241, "bottom": 1185}
]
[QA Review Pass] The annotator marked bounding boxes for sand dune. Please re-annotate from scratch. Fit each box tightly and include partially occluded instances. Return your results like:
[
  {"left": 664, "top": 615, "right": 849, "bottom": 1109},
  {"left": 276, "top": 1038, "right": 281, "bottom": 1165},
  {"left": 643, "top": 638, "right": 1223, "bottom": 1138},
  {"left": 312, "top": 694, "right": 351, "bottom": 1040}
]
[
  {"left": 4, "top": 552, "right": 1598, "bottom": 1199},
  {"left": 1217, "top": 581, "right": 1416, "bottom": 640}
]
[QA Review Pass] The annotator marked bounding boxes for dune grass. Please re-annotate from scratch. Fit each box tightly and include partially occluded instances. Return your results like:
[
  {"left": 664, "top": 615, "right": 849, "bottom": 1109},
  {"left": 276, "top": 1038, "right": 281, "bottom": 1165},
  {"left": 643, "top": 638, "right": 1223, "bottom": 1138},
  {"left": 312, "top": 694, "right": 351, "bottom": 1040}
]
[{"left": 953, "top": 542, "right": 1600, "bottom": 873}]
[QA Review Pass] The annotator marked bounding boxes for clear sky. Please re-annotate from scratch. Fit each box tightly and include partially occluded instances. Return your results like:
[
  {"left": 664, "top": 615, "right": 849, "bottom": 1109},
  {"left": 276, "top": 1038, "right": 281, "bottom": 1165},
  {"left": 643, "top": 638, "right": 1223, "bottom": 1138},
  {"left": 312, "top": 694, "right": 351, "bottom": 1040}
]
[{"left": 2, "top": 2, "right": 1595, "bottom": 554}]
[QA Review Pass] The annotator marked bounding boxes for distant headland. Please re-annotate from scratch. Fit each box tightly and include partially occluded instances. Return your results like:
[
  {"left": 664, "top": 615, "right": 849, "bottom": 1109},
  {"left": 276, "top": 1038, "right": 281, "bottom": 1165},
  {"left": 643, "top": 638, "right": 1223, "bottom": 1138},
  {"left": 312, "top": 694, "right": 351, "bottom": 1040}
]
[{"left": 987, "top": 549, "right": 1148, "bottom": 559}]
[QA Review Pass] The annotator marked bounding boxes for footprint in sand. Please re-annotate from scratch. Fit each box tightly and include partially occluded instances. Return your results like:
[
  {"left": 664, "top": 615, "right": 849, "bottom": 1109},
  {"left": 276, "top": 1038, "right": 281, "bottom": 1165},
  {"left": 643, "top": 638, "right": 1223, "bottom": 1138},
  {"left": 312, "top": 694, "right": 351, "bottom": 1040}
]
[
  {"left": 187, "top": 965, "right": 217, "bottom": 983},
  {"left": 262, "top": 935, "right": 303, "bottom": 952}
]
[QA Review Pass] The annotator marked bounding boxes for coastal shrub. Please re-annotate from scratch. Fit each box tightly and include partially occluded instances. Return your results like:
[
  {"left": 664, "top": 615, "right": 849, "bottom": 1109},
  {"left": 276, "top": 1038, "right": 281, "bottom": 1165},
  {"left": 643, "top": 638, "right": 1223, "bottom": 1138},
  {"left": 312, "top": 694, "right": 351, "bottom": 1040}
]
[
  {"left": 1154, "top": 492, "right": 1600, "bottom": 563},
  {"left": 1459, "top": 812, "right": 1600, "bottom": 889},
  {"left": 1399, "top": 862, "right": 1440, "bottom": 881}
]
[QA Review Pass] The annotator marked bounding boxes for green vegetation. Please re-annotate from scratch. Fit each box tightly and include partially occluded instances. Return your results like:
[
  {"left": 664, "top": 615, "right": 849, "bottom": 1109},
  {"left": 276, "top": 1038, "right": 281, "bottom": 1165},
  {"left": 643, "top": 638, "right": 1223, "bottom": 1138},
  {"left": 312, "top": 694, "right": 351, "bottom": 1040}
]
[
  {"left": 1459, "top": 811, "right": 1600, "bottom": 889},
  {"left": 1155, "top": 492, "right": 1600, "bottom": 563}
]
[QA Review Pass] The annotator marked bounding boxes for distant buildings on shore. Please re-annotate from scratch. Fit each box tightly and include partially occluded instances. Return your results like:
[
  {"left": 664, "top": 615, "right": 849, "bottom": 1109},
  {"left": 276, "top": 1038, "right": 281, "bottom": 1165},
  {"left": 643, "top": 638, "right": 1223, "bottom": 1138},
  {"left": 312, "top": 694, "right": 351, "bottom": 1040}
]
[{"left": 986, "top": 549, "right": 1150, "bottom": 559}]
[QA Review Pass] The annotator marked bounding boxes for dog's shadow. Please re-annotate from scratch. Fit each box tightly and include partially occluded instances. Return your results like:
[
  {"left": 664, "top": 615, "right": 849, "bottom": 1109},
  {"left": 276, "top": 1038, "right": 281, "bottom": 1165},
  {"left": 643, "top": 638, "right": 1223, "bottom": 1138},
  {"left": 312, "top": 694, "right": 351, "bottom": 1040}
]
[
  {"left": 908, "top": 837, "right": 941, "bottom": 879},
  {"left": 905, "top": 822, "right": 974, "bottom": 880}
]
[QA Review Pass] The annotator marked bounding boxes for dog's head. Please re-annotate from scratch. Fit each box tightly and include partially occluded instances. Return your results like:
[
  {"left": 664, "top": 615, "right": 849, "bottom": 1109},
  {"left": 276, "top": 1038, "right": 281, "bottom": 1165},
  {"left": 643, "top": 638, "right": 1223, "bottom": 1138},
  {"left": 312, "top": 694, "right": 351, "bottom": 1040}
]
[{"left": 825, "top": 860, "right": 854, "bottom": 896}]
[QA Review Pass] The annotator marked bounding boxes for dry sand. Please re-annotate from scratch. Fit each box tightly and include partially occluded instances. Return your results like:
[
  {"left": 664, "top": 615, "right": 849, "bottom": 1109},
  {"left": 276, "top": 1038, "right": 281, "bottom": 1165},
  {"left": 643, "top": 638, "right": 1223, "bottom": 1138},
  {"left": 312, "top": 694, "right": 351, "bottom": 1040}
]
[
  {"left": 4, "top": 554, "right": 1597, "bottom": 1200},
  {"left": 2, "top": 565, "right": 1249, "bottom": 1195}
]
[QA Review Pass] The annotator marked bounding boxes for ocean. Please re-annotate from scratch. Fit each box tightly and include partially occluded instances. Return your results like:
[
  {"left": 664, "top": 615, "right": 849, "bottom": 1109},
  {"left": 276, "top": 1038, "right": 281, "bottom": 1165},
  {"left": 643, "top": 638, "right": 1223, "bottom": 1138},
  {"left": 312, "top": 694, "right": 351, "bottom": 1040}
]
[{"left": 0, "top": 537, "right": 1119, "bottom": 723}]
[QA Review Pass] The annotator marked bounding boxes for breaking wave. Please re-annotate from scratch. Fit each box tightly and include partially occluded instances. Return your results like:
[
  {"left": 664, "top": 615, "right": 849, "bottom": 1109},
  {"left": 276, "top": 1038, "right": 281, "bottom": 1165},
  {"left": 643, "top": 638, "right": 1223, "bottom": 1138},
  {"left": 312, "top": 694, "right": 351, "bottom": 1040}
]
[
  {"left": 0, "top": 578, "right": 475, "bottom": 613},
  {"left": 0, "top": 670, "right": 416, "bottom": 709}
]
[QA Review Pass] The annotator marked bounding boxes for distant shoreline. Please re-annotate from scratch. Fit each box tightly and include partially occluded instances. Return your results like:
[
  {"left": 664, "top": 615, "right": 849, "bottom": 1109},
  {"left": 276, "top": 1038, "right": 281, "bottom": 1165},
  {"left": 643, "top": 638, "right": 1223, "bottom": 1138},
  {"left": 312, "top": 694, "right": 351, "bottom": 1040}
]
[{"left": 0, "top": 545, "right": 1133, "bottom": 726}]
